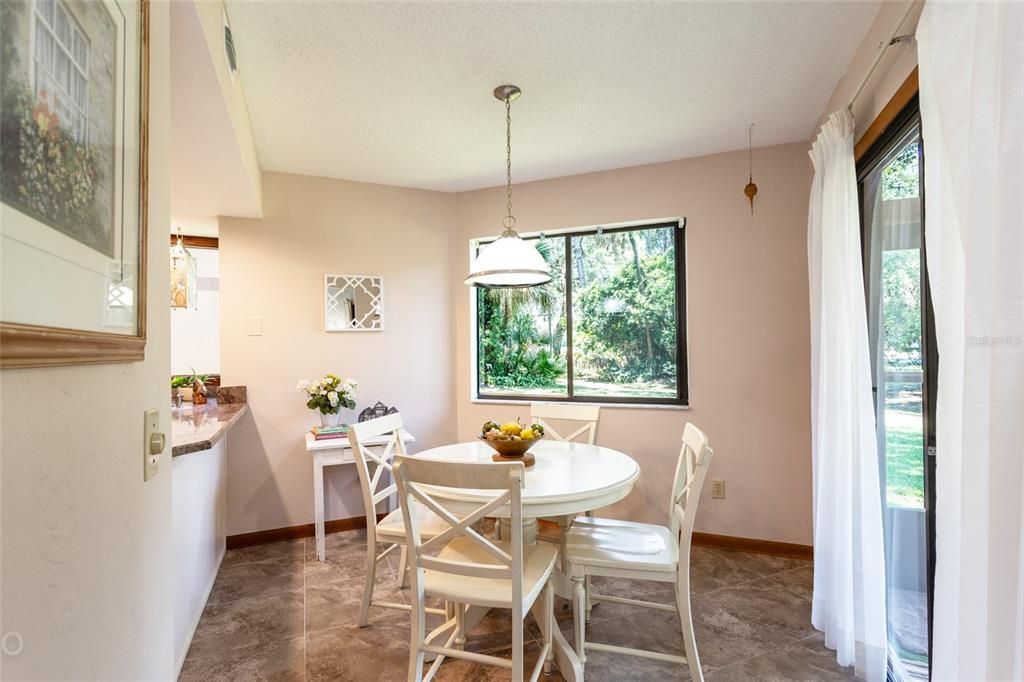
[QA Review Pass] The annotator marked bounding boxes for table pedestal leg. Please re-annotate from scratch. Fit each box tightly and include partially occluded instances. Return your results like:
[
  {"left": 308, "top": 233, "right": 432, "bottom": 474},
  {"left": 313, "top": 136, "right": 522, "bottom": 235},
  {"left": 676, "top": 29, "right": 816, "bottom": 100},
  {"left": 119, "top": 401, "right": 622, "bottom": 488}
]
[
  {"left": 498, "top": 517, "right": 538, "bottom": 544},
  {"left": 531, "top": 588, "right": 584, "bottom": 682}
]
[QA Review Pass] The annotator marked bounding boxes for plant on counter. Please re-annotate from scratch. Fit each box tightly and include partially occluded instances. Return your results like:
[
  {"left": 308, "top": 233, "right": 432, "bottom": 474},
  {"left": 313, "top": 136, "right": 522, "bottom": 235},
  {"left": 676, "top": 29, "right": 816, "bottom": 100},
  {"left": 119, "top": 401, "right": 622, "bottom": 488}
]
[
  {"left": 297, "top": 373, "right": 358, "bottom": 416},
  {"left": 171, "top": 369, "right": 211, "bottom": 389}
]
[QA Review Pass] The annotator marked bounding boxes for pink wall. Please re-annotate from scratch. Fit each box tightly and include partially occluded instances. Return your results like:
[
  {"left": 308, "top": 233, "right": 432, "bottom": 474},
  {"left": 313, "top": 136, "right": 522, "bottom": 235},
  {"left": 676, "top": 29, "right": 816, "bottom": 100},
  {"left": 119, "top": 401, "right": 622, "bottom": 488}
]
[
  {"left": 219, "top": 147, "right": 814, "bottom": 545},
  {"left": 453, "top": 144, "right": 815, "bottom": 545},
  {"left": 219, "top": 172, "right": 457, "bottom": 535}
]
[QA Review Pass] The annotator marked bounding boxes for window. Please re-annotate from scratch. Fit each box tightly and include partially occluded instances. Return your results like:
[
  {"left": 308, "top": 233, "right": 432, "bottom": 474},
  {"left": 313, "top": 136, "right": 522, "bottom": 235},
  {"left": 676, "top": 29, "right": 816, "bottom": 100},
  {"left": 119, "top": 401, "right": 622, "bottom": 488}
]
[
  {"left": 475, "top": 220, "right": 687, "bottom": 405},
  {"left": 33, "top": 0, "right": 89, "bottom": 144}
]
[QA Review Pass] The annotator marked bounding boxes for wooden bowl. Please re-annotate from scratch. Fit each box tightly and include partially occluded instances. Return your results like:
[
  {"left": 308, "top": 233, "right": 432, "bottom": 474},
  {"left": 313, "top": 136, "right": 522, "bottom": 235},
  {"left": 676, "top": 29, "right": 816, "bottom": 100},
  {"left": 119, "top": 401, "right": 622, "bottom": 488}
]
[{"left": 479, "top": 434, "right": 543, "bottom": 458}]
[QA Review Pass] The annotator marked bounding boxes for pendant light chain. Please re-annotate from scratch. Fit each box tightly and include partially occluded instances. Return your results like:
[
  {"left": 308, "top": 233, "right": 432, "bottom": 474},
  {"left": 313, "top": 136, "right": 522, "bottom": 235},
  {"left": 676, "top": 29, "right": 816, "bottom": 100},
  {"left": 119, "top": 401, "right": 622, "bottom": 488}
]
[{"left": 504, "top": 95, "right": 515, "bottom": 231}]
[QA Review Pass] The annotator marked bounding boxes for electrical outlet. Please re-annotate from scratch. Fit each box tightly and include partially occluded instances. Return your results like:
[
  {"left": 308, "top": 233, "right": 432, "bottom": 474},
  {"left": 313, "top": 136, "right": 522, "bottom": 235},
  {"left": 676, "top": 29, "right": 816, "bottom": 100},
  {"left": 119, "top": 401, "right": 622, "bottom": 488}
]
[{"left": 711, "top": 479, "right": 726, "bottom": 499}]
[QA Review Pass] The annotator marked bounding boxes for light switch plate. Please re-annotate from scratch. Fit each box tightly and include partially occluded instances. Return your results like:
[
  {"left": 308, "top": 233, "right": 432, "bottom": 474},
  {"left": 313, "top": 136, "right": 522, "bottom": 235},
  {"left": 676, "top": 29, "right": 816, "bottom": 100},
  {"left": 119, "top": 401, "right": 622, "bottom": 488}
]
[
  {"left": 144, "top": 409, "right": 162, "bottom": 481},
  {"left": 248, "top": 316, "right": 263, "bottom": 336}
]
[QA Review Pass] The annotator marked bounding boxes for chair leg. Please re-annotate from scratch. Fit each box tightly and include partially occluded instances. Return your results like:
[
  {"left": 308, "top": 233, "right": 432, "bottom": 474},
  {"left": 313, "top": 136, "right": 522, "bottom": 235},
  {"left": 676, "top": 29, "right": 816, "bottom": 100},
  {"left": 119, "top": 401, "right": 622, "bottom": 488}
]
[
  {"left": 677, "top": 583, "right": 703, "bottom": 682},
  {"left": 454, "top": 602, "right": 466, "bottom": 649},
  {"left": 358, "top": 537, "right": 377, "bottom": 628},
  {"left": 512, "top": 608, "right": 525, "bottom": 682},
  {"left": 580, "top": 512, "right": 594, "bottom": 620},
  {"left": 543, "top": 581, "right": 554, "bottom": 675},
  {"left": 409, "top": 589, "right": 426, "bottom": 682},
  {"left": 585, "top": 575, "right": 593, "bottom": 622},
  {"left": 573, "top": 575, "right": 587, "bottom": 664},
  {"left": 397, "top": 545, "right": 409, "bottom": 588}
]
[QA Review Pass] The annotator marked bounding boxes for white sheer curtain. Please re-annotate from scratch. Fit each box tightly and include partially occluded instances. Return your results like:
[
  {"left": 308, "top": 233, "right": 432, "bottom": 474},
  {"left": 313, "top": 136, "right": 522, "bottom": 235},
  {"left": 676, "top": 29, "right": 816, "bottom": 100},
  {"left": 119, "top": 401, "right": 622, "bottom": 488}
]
[
  {"left": 918, "top": 2, "right": 1024, "bottom": 680},
  {"left": 807, "top": 109, "right": 888, "bottom": 682}
]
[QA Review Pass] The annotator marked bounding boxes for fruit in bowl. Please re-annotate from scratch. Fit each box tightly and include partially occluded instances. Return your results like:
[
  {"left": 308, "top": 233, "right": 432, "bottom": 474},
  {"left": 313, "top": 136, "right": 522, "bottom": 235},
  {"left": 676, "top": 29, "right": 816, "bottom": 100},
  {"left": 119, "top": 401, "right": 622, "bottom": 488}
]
[{"left": 479, "top": 419, "right": 545, "bottom": 458}]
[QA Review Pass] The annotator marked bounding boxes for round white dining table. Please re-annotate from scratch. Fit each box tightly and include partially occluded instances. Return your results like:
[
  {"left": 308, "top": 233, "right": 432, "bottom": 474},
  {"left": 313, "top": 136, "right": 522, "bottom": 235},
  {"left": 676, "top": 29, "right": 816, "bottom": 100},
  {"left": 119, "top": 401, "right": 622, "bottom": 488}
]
[
  {"left": 412, "top": 439, "right": 641, "bottom": 682},
  {"left": 414, "top": 439, "right": 641, "bottom": 522}
]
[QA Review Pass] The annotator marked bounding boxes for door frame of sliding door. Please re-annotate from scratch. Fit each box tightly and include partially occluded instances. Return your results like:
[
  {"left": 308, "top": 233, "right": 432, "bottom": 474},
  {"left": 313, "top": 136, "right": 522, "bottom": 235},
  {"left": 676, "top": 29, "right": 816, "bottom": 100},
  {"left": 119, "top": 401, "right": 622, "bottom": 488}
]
[{"left": 857, "top": 94, "right": 937, "bottom": 682}]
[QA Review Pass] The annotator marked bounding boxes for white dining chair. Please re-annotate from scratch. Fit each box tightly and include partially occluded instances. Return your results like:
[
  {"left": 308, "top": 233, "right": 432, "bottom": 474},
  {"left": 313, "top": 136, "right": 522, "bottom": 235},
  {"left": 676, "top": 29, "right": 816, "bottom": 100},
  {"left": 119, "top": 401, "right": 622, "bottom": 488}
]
[
  {"left": 529, "top": 403, "right": 600, "bottom": 445},
  {"left": 348, "top": 413, "right": 447, "bottom": 627},
  {"left": 393, "top": 455, "right": 557, "bottom": 682},
  {"left": 530, "top": 402, "right": 601, "bottom": 613},
  {"left": 564, "top": 422, "right": 713, "bottom": 682}
]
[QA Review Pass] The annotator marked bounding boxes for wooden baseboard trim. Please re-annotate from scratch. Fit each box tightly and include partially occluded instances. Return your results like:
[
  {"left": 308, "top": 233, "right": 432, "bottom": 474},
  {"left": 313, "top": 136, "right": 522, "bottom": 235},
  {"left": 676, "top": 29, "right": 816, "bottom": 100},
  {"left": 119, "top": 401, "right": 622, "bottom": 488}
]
[
  {"left": 228, "top": 518, "right": 813, "bottom": 561},
  {"left": 692, "top": 532, "right": 813, "bottom": 561},
  {"left": 226, "top": 513, "right": 386, "bottom": 550}
]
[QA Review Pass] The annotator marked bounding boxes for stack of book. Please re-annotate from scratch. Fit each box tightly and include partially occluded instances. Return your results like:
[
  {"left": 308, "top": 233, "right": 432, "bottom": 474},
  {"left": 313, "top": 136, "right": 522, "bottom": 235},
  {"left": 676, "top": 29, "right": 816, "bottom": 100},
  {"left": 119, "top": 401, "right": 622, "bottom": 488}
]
[{"left": 311, "top": 425, "right": 350, "bottom": 441}]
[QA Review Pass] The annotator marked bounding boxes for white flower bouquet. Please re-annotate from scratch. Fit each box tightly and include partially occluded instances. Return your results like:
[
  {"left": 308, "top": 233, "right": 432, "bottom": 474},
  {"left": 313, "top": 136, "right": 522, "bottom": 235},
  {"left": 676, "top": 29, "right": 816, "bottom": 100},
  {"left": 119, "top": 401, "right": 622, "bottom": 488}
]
[{"left": 297, "top": 373, "right": 358, "bottom": 416}]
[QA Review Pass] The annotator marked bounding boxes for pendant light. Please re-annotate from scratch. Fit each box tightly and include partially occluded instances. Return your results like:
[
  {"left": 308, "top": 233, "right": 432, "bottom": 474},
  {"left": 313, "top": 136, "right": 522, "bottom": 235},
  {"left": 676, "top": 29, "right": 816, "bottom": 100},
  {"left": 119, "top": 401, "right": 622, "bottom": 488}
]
[
  {"left": 170, "top": 229, "right": 198, "bottom": 309},
  {"left": 465, "top": 85, "right": 552, "bottom": 288}
]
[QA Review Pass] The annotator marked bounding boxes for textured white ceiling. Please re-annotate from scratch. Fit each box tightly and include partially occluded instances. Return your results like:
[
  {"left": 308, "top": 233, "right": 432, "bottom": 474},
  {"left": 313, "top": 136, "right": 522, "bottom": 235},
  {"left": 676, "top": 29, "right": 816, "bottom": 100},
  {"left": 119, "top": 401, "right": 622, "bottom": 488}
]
[{"left": 226, "top": 0, "right": 879, "bottom": 192}]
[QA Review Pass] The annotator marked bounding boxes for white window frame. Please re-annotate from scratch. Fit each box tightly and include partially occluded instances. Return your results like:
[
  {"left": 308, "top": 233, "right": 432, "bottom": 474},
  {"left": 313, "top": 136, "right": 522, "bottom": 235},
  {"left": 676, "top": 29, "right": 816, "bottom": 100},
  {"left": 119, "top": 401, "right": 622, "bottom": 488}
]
[{"left": 32, "top": 0, "right": 90, "bottom": 145}]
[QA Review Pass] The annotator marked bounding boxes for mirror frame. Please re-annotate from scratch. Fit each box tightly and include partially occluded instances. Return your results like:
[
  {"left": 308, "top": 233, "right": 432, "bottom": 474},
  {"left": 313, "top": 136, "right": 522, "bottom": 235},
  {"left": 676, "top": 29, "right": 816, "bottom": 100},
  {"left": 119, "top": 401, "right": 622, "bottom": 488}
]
[{"left": 323, "top": 274, "right": 383, "bottom": 332}]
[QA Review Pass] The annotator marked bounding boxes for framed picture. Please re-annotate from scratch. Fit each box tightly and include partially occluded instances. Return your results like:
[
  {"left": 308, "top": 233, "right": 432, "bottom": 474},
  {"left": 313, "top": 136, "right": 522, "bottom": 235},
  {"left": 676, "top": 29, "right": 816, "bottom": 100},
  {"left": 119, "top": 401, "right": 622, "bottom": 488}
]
[{"left": 0, "top": 0, "right": 149, "bottom": 368}]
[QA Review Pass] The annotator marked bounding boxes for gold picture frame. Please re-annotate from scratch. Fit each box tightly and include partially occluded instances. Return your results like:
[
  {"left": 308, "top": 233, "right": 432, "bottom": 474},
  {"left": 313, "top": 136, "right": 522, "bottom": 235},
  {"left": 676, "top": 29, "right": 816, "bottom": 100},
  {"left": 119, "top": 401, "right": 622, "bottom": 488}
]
[{"left": 0, "top": 0, "right": 150, "bottom": 368}]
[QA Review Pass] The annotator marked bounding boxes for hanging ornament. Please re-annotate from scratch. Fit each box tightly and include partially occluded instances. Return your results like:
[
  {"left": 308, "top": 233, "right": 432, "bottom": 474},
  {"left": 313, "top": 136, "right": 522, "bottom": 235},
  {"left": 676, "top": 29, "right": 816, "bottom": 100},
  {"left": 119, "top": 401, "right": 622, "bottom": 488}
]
[{"left": 744, "top": 123, "right": 758, "bottom": 214}]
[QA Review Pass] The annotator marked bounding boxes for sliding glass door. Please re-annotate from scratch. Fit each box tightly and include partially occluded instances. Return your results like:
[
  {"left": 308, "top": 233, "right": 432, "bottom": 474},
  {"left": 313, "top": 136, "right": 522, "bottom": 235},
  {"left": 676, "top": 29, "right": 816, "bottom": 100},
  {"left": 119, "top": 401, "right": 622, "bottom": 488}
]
[{"left": 858, "top": 100, "right": 935, "bottom": 682}]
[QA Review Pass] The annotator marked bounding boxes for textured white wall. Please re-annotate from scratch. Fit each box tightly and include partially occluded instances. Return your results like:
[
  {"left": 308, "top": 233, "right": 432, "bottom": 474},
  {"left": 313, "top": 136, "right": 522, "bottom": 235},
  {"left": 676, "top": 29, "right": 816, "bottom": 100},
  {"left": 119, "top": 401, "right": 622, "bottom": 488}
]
[{"left": 0, "top": 3, "right": 174, "bottom": 678}]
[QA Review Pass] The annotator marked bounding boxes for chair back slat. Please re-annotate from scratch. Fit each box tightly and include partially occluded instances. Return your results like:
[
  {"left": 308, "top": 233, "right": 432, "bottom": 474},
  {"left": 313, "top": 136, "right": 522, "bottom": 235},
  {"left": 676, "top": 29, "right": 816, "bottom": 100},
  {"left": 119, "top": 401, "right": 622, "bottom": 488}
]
[
  {"left": 530, "top": 403, "right": 601, "bottom": 445},
  {"left": 349, "top": 413, "right": 408, "bottom": 534},
  {"left": 668, "top": 423, "right": 713, "bottom": 545},
  {"left": 408, "top": 484, "right": 513, "bottom": 564},
  {"left": 371, "top": 485, "right": 397, "bottom": 507},
  {"left": 394, "top": 455, "right": 526, "bottom": 613}
]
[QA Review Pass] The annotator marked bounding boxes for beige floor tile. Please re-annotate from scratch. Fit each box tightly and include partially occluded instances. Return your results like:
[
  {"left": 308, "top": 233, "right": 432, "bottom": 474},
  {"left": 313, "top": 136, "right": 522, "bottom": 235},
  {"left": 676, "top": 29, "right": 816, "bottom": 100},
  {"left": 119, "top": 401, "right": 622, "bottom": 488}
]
[{"left": 180, "top": 529, "right": 854, "bottom": 682}]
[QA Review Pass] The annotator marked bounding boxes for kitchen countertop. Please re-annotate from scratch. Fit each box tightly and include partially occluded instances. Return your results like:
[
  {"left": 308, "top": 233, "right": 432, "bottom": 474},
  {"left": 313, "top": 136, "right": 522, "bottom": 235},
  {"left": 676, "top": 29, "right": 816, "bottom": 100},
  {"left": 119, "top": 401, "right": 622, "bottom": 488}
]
[{"left": 171, "top": 398, "right": 249, "bottom": 457}]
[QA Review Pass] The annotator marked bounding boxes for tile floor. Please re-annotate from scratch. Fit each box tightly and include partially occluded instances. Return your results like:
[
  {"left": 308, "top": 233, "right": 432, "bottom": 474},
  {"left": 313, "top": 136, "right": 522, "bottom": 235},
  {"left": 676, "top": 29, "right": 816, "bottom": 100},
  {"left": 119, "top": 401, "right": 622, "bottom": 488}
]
[{"left": 180, "top": 530, "right": 856, "bottom": 681}]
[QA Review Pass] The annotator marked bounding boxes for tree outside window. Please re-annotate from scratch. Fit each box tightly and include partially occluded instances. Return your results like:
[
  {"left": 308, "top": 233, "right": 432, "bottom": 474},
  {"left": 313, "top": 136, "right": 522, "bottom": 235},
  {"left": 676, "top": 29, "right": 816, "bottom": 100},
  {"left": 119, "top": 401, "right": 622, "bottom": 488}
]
[{"left": 476, "top": 221, "right": 687, "bottom": 404}]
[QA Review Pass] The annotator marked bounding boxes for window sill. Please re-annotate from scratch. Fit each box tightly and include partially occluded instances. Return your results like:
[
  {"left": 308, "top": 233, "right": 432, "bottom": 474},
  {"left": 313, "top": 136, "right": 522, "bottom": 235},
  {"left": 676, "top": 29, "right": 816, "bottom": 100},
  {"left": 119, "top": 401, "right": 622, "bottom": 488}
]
[{"left": 470, "top": 398, "right": 690, "bottom": 411}]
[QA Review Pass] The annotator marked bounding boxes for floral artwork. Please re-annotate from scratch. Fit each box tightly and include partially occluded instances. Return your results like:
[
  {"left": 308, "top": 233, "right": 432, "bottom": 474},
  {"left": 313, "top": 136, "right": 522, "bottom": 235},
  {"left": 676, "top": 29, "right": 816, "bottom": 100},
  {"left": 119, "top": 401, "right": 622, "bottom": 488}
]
[
  {"left": 0, "top": 0, "right": 117, "bottom": 256},
  {"left": 297, "top": 374, "right": 359, "bottom": 415}
]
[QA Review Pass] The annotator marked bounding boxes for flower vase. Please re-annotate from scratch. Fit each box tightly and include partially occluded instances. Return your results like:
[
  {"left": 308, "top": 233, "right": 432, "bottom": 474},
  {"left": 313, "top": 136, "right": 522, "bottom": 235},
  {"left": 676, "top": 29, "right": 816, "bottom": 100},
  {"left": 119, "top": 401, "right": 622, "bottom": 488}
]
[{"left": 319, "top": 411, "right": 343, "bottom": 428}]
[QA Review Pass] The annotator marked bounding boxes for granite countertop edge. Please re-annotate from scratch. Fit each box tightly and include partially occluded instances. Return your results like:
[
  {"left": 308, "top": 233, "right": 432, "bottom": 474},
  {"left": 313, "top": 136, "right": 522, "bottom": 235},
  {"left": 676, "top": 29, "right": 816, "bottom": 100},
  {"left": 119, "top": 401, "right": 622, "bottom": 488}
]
[{"left": 171, "top": 393, "right": 249, "bottom": 457}]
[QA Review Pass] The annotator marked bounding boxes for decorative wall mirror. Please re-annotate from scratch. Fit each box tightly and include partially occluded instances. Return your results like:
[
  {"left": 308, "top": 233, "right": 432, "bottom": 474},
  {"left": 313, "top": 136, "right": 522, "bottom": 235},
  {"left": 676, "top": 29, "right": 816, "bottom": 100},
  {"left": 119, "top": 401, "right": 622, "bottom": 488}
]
[{"left": 324, "top": 275, "right": 383, "bottom": 331}]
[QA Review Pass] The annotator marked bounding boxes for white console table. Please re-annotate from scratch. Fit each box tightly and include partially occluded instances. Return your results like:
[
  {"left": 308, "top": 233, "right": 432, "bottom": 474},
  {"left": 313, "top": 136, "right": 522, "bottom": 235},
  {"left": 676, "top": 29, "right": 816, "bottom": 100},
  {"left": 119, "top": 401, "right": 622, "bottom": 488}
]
[{"left": 304, "top": 429, "right": 415, "bottom": 561}]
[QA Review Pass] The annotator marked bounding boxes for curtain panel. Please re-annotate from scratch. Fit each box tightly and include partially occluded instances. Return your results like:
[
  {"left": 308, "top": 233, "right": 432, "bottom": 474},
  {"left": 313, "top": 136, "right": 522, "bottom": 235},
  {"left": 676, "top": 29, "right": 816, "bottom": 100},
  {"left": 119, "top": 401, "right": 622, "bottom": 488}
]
[
  {"left": 918, "top": 2, "right": 1024, "bottom": 679},
  {"left": 807, "top": 108, "right": 888, "bottom": 682}
]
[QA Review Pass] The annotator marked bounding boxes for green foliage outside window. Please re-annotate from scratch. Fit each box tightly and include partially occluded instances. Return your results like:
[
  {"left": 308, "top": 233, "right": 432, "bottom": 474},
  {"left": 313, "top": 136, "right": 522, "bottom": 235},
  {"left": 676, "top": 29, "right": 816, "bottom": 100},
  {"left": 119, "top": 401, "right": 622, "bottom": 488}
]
[{"left": 477, "top": 224, "right": 683, "bottom": 401}]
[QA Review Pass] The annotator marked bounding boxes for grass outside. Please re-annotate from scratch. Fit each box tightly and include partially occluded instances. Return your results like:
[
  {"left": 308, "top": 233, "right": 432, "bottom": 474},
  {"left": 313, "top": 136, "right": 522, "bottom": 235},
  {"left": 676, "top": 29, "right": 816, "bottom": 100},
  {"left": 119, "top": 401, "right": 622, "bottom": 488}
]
[
  {"left": 885, "top": 407, "right": 925, "bottom": 509},
  {"left": 480, "top": 376, "right": 676, "bottom": 400}
]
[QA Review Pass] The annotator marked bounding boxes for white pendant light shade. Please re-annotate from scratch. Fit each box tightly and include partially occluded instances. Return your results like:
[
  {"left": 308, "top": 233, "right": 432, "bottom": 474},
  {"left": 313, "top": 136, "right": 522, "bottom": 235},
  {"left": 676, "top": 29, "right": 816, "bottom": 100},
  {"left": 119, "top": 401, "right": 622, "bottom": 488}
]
[
  {"left": 465, "top": 232, "right": 551, "bottom": 288},
  {"left": 465, "top": 84, "right": 550, "bottom": 288}
]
